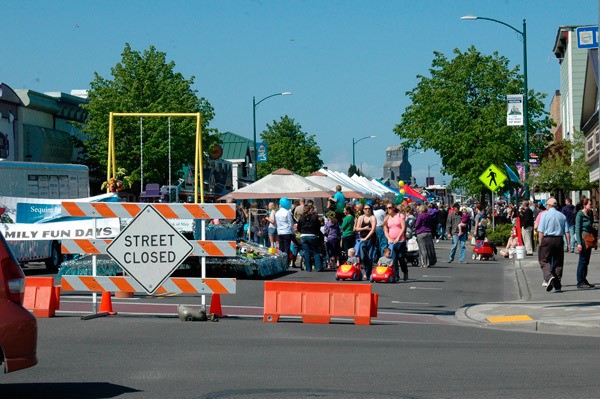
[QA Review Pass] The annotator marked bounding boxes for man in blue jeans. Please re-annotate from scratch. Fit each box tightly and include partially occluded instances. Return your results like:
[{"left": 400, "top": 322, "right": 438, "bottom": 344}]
[
  {"left": 446, "top": 203, "right": 467, "bottom": 263},
  {"left": 561, "top": 198, "right": 576, "bottom": 252}
]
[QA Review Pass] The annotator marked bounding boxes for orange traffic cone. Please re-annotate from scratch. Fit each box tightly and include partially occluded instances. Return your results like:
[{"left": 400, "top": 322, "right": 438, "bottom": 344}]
[
  {"left": 99, "top": 291, "right": 117, "bottom": 315},
  {"left": 209, "top": 293, "right": 223, "bottom": 317}
]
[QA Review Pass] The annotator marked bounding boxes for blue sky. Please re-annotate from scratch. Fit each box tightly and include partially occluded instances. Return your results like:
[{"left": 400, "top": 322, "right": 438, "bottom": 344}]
[{"left": 3, "top": 1, "right": 597, "bottom": 186}]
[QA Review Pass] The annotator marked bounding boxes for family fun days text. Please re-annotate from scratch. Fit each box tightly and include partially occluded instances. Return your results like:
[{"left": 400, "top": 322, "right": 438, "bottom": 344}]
[{"left": 0, "top": 220, "right": 120, "bottom": 241}]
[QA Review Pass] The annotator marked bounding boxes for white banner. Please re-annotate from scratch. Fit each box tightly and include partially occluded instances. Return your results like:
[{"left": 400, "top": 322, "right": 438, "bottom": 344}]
[
  {"left": 506, "top": 94, "right": 523, "bottom": 126},
  {"left": 0, "top": 219, "right": 120, "bottom": 241}
]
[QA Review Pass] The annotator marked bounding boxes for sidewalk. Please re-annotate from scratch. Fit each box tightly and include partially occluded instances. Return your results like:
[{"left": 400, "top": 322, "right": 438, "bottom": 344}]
[{"left": 455, "top": 248, "right": 600, "bottom": 337}]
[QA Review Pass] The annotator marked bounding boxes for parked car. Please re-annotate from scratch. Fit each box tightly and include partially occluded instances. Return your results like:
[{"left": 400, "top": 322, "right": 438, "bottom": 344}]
[{"left": 0, "top": 233, "right": 37, "bottom": 373}]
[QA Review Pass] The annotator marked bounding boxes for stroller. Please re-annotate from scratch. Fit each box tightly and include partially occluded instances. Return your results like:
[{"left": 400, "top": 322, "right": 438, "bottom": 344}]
[{"left": 405, "top": 236, "right": 420, "bottom": 266}]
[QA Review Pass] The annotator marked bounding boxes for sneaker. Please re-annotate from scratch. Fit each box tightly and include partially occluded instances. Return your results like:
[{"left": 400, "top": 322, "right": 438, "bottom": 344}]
[
  {"left": 546, "top": 276, "right": 555, "bottom": 292},
  {"left": 579, "top": 282, "right": 596, "bottom": 289},
  {"left": 436, "top": 239, "right": 440, "bottom": 243},
  {"left": 542, "top": 281, "right": 549, "bottom": 287},
  {"left": 554, "top": 279, "right": 562, "bottom": 291},
  {"left": 448, "top": 259, "right": 453, "bottom": 264},
  {"left": 577, "top": 284, "right": 591, "bottom": 289}
]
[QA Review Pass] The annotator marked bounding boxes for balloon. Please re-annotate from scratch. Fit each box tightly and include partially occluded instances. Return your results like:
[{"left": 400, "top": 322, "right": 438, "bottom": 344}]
[
  {"left": 398, "top": 180, "right": 404, "bottom": 187},
  {"left": 394, "top": 194, "right": 404, "bottom": 205},
  {"left": 400, "top": 189, "right": 406, "bottom": 195},
  {"left": 279, "top": 197, "right": 291, "bottom": 210}
]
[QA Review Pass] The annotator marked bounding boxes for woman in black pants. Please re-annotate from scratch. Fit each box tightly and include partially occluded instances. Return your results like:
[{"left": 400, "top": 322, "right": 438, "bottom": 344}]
[{"left": 340, "top": 205, "right": 356, "bottom": 263}]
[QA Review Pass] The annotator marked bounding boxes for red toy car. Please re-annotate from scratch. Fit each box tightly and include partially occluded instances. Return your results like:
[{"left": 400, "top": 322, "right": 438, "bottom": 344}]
[
  {"left": 472, "top": 240, "right": 496, "bottom": 261},
  {"left": 335, "top": 263, "right": 362, "bottom": 281},
  {"left": 370, "top": 265, "right": 396, "bottom": 283}
]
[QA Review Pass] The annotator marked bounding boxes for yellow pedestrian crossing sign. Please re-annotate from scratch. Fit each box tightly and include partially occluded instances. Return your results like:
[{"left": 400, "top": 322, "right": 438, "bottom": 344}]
[{"left": 479, "top": 164, "right": 507, "bottom": 192}]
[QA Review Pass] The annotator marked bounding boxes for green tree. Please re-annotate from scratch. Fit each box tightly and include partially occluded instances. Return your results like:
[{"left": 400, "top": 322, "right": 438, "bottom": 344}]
[
  {"left": 257, "top": 115, "right": 323, "bottom": 177},
  {"left": 348, "top": 164, "right": 359, "bottom": 177},
  {"left": 81, "top": 43, "right": 217, "bottom": 193},
  {"left": 394, "top": 46, "right": 552, "bottom": 197},
  {"left": 529, "top": 131, "right": 594, "bottom": 195}
]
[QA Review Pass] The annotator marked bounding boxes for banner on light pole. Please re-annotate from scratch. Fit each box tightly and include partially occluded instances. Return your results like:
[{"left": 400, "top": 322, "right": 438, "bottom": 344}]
[{"left": 506, "top": 94, "right": 523, "bottom": 126}]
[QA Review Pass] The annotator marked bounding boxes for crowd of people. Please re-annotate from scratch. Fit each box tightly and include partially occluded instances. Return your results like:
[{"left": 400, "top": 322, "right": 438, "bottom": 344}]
[{"left": 229, "top": 188, "right": 598, "bottom": 287}]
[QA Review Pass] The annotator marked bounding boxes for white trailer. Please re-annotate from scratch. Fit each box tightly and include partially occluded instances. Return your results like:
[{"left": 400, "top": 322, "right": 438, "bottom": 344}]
[{"left": 0, "top": 161, "right": 91, "bottom": 271}]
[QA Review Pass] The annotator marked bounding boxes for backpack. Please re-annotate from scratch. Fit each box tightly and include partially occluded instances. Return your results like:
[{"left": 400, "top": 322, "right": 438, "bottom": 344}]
[{"left": 405, "top": 215, "right": 416, "bottom": 239}]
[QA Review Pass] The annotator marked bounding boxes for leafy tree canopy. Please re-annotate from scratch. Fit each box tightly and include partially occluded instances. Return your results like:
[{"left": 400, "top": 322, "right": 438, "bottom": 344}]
[
  {"left": 81, "top": 43, "right": 217, "bottom": 192},
  {"left": 257, "top": 115, "right": 324, "bottom": 177},
  {"left": 394, "top": 46, "right": 552, "bottom": 195},
  {"left": 529, "top": 131, "right": 594, "bottom": 194}
]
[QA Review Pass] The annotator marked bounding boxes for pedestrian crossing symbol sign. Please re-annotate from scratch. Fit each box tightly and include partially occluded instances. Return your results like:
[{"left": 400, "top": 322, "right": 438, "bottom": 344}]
[{"left": 479, "top": 164, "right": 507, "bottom": 192}]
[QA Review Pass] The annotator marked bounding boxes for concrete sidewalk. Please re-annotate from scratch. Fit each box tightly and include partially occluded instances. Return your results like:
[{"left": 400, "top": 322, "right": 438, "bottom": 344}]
[{"left": 455, "top": 248, "right": 600, "bottom": 337}]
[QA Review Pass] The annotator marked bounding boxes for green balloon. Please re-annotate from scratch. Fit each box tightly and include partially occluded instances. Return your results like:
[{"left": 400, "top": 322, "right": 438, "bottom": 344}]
[{"left": 394, "top": 194, "right": 404, "bottom": 205}]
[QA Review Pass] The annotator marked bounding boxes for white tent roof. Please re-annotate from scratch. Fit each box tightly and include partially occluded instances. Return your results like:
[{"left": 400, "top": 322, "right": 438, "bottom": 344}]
[
  {"left": 306, "top": 171, "right": 363, "bottom": 198},
  {"left": 318, "top": 169, "right": 389, "bottom": 198},
  {"left": 318, "top": 169, "right": 369, "bottom": 197},
  {"left": 351, "top": 175, "right": 390, "bottom": 197},
  {"left": 218, "top": 168, "right": 333, "bottom": 200}
]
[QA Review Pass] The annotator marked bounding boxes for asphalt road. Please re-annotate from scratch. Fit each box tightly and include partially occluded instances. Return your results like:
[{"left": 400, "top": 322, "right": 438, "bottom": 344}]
[{"left": 3, "top": 240, "right": 599, "bottom": 398}]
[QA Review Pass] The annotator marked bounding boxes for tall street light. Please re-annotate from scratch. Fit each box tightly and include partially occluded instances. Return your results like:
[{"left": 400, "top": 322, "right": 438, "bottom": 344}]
[
  {"left": 253, "top": 91, "right": 292, "bottom": 180},
  {"left": 427, "top": 163, "right": 440, "bottom": 186},
  {"left": 352, "top": 135, "right": 376, "bottom": 170},
  {"left": 461, "top": 15, "right": 529, "bottom": 199}
]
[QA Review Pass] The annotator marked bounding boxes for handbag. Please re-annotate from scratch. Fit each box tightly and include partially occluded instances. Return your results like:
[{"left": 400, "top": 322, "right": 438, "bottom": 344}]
[{"left": 582, "top": 232, "right": 597, "bottom": 249}]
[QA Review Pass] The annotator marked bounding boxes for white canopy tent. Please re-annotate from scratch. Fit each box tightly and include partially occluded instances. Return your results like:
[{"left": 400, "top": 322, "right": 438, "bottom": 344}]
[
  {"left": 306, "top": 171, "right": 363, "bottom": 199},
  {"left": 318, "top": 169, "right": 375, "bottom": 198},
  {"left": 218, "top": 168, "right": 333, "bottom": 201}
]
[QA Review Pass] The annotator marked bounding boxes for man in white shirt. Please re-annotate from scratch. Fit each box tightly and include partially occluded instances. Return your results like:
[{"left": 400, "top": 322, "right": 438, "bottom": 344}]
[{"left": 275, "top": 197, "right": 296, "bottom": 267}]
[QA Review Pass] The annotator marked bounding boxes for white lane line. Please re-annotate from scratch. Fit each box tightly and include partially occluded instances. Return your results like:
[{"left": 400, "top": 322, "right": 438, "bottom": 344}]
[
  {"left": 409, "top": 287, "right": 443, "bottom": 290},
  {"left": 61, "top": 296, "right": 140, "bottom": 300},
  {"left": 391, "top": 301, "right": 430, "bottom": 305}
]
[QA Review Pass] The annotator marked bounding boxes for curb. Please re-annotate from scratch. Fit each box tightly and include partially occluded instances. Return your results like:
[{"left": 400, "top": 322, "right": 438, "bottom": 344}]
[{"left": 455, "top": 302, "right": 600, "bottom": 337}]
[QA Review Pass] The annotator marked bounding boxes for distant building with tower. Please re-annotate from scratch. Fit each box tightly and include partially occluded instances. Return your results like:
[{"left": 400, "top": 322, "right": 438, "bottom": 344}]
[{"left": 382, "top": 146, "right": 412, "bottom": 184}]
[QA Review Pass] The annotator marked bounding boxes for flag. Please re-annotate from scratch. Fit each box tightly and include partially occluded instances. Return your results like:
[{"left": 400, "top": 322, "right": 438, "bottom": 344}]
[{"left": 504, "top": 163, "right": 521, "bottom": 183}]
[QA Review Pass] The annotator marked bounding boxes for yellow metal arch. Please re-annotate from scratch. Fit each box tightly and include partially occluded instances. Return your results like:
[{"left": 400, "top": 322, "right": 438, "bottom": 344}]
[{"left": 107, "top": 112, "right": 204, "bottom": 203}]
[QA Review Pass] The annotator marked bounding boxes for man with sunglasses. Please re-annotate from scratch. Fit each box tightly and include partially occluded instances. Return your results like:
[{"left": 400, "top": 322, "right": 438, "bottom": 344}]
[{"left": 373, "top": 198, "right": 388, "bottom": 260}]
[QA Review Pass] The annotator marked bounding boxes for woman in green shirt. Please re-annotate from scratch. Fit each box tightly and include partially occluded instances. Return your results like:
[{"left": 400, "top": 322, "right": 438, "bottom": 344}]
[
  {"left": 575, "top": 198, "right": 597, "bottom": 289},
  {"left": 340, "top": 205, "right": 355, "bottom": 263}
]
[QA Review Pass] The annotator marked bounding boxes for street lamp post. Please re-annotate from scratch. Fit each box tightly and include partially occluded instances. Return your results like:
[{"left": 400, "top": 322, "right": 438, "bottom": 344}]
[
  {"left": 408, "top": 151, "right": 425, "bottom": 159},
  {"left": 352, "top": 135, "right": 376, "bottom": 170},
  {"left": 461, "top": 15, "right": 529, "bottom": 199},
  {"left": 252, "top": 91, "right": 292, "bottom": 180},
  {"left": 427, "top": 163, "right": 440, "bottom": 187}
]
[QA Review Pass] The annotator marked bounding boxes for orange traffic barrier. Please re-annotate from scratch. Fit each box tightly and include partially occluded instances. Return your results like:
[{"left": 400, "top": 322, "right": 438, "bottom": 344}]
[
  {"left": 209, "top": 293, "right": 223, "bottom": 317},
  {"left": 23, "top": 277, "right": 61, "bottom": 318},
  {"left": 99, "top": 291, "right": 117, "bottom": 315},
  {"left": 263, "top": 281, "right": 378, "bottom": 325}
]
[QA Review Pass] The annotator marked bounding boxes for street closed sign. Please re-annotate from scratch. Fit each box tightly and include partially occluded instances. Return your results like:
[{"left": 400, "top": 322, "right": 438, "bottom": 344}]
[{"left": 106, "top": 205, "right": 193, "bottom": 294}]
